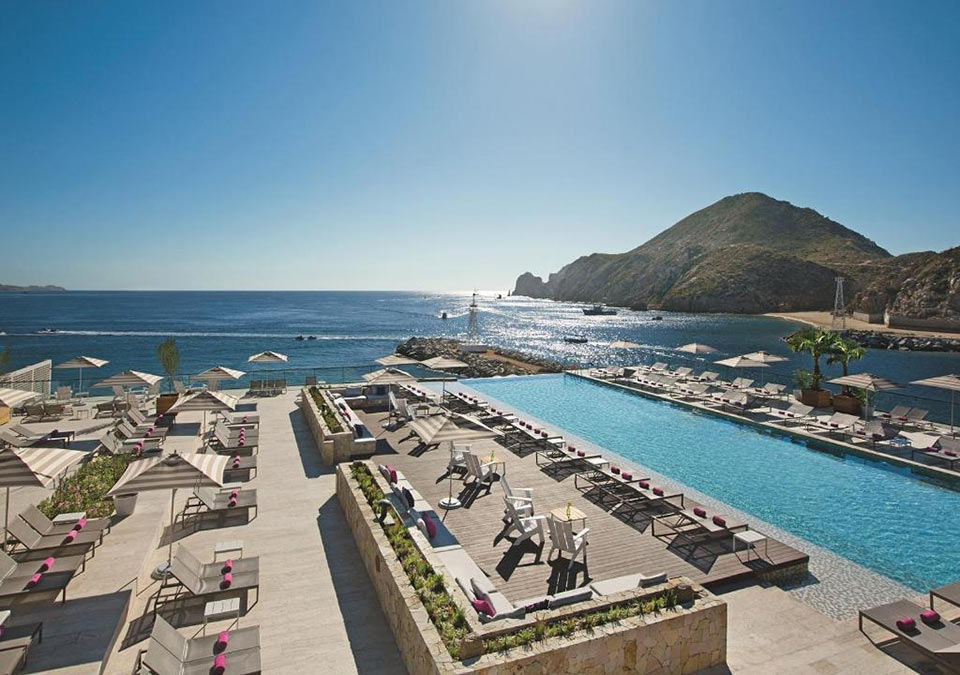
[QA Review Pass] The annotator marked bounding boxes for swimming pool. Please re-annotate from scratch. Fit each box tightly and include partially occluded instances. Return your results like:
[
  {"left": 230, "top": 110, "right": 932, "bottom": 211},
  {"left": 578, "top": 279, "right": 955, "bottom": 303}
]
[{"left": 465, "top": 374, "right": 960, "bottom": 592}]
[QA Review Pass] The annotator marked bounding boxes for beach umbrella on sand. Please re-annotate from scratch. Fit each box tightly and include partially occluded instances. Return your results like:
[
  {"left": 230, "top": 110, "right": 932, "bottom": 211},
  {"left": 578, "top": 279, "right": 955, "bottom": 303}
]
[
  {"left": 107, "top": 452, "right": 227, "bottom": 575},
  {"left": 0, "top": 446, "right": 85, "bottom": 552},
  {"left": 828, "top": 373, "right": 901, "bottom": 420},
  {"left": 376, "top": 354, "right": 419, "bottom": 367},
  {"left": 609, "top": 340, "right": 642, "bottom": 349},
  {"left": 168, "top": 389, "right": 238, "bottom": 436},
  {"left": 194, "top": 366, "right": 245, "bottom": 392},
  {"left": 406, "top": 413, "right": 501, "bottom": 510},
  {"left": 54, "top": 356, "right": 108, "bottom": 395},
  {"left": 911, "top": 374, "right": 960, "bottom": 433},
  {"left": 0, "top": 388, "right": 42, "bottom": 409},
  {"left": 676, "top": 343, "right": 718, "bottom": 355}
]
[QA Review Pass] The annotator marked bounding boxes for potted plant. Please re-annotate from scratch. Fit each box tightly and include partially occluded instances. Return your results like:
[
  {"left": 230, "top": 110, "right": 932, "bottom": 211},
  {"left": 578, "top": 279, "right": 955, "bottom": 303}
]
[
  {"left": 155, "top": 338, "right": 181, "bottom": 415},
  {"left": 853, "top": 387, "right": 876, "bottom": 420},
  {"left": 113, "top": 492, "right": 139, "bottom": 517},
  {"left": 828, "top": 336, "right": 866, "bottom": 415},
  {"left": 785, "top": 327, "right": 837, "bottom": 408}
]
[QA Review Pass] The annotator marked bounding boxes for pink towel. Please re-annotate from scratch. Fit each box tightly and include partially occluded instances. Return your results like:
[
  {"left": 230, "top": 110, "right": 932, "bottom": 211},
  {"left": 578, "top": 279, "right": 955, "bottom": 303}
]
[
  {"left": 220, "top": 572, "right": 233, "bottom": 589},
  {"left": 215, "top": 630, "right": 230, "bottom": 651},
  {"left": 237, "top": 439, "right": 245, "bottom": 447},
  {"left": 230, "top": 490, "right": 239, "bottom": 499},
  {"left": 63, "top": 530, "right": 78, "bottom": 544},
  {"left": 40, "top": 556, "right": 55, "bottom": 572},
  {"left": 74, "top": 517, "right": 87, "bottom": 531},
  {"left": 212, "top": 653, "right": 226, "bottom": 674},
  {"left": 27, "top": 573, "right": 42, "bottom": 588},
  {"left": 228, "top": 498, "right": 238, "bottom": 508},
  {"left": 231, "top": 454, "right": 240, "bottom": 462},
  {"left": 222, "top": 559, "right": 233, "bottom": 573}
]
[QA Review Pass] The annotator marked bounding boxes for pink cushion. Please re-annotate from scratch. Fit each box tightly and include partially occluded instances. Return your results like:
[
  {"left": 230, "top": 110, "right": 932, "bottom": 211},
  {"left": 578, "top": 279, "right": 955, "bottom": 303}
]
[
  {"left": 920, "top": 610, "right": 940, "bottom": 624},
  {"left": 213, "top": 653, "right": 226, "bottom": 674},
  {"left": 541, "top": 431, "right": 548, "bottom": 438},
  {"left": 693, "top": 507, "right": 707, "bottom": 518},
  {"left": 40, "top": 556, "right": 55, "bottom": 572},
  {"left": 638, "top": 480, "right": 649, "bottom": 489},
  {"left": 74, "top": 517, "right": 87, "bottom": 531},
  {"left": 386, "top": 466, "right": 398, "bottom": 484},
  {"left": 653, "top": 487, "right": 664, "bottom": 496},
  {"left": 712, "top": 515, "right": 726, "bottom": 527},
  {"left": 228, "top": 498, "right": 238, "bottom": 508},
  {"left": 62, "top": 530, "right": 77, "bottom": 544},
  {"left": 220, "top": 572, "right": 233, "bottom": 589},
  {"left": 423, "top": 513, "right": 437, "bottom": 539},
  {"left": 622, "top": 472, "right": 632, "bottom": 480},
  {"left": 471, "top": 598, "right": 495, "bottom": 616},
  {"left": 896, "top": 616, "right": 916, "bottom": 631},
  {"left": 610, "top": 466, "right": 620, "bottom": 474},
  {"left": 945, "top": 450, "right": 957, "bottom": 457}
]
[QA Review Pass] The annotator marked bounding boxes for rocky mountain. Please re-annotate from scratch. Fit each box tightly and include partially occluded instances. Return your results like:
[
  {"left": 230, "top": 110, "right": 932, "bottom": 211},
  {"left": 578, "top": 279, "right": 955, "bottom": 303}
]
[
  {"left": 851, "top": 247, "right": 960, "bottom": 321},
  {"left": 0, "top": 284, "right": 66, "bottom": 292},
  {"left": 512, "top": 192, "right": 954, "bottom": 316}
]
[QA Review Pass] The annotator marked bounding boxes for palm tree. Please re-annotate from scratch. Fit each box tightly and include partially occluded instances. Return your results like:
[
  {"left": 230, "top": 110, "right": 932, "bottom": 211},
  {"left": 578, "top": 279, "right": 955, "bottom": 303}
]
[
  {"left": 784, "top": 327, "right": 839, "bottom": 391},
  {"left": 826, "top": 336, "right": 866, "bottom": 394}
]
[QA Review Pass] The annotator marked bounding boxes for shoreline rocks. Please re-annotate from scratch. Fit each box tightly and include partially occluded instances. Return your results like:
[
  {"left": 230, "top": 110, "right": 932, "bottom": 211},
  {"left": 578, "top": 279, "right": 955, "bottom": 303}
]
[
  {"left": 840, "top": 329, "right": 960, "bottom": 353},
  {"left": 396, "top": 337, "right": 564, "bottom": 378}
]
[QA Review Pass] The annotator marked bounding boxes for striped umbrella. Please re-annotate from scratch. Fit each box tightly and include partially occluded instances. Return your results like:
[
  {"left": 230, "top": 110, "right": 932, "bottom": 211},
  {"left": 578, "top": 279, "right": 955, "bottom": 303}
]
[
  {"left": 407, "top": 413, "right": 500, "bottom": 447},
  {"left": 0, "top": 387, "right": 42, "bottom": 409},
  {"left": 420, "top": 356, "right": 469, "bottom": 370},
  {"left": 168, "top": 390, "right": 238, "bottom": 436},
  {"left": 107, "top": 452, "right": 227, "bottom": 567},
  {"left": 247, "top": 351, "right": 288, "bottom": 363},
  {"left": 54, "top": 356, "right": 108, "bottom": 395},
  {"left": 911, "top": 374, "right": 960, "bottom": 433},
  {"left": 93, "top": 370, "right": 164, "bottom": 390},
  {"left": 194, "top": 366, "right": 245, "bottom": 392},
  {"left": 376, "top": 354, "right": 419, "bottom": 366},
  {"left": 0, "top": 446, "right": 86, "bottom": 551},
  {"left": 676, "top": 343, "right": 718, "bottom": 354},
  {"left": 362, "top": 368, "right": 416, "bottom": 385}
]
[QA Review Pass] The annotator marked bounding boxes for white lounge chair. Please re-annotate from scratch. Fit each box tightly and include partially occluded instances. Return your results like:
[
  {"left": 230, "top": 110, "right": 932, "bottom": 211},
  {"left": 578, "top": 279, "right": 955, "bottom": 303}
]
[
  {"left": 500, "top": 475, "right": 533, "bottom": 518},
  {"left": 546, "top": 516, "right": 589, "bottom": 569},
  {"left": 464, "top": 451, "right": 504, "bottom": 488},
  {"left": 448, "top": 442, "right": 470, "bottom": 476}
]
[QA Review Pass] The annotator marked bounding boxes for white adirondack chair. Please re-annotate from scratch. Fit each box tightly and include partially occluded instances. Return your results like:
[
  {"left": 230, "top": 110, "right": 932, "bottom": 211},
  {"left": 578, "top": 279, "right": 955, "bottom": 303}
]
[
  {"left": 546, "top": 516, "right": 590, "bottom": 568},
  {"left": 448, "top": 442, "right": 470, "bottom": 475},
  {"left": 499, "top": 475, "right": 533, "bottom": 520},
  {"left": 503, "top": 499, "right": 546, "bottom": 547},
  {"left": 464, "top": 451, "right": 502, "bottom": 487}
]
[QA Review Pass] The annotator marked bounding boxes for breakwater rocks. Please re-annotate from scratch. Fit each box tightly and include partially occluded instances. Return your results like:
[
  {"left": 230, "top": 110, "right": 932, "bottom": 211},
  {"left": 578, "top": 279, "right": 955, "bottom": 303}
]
[
  {"left": 396, "top": 337, "right": 564, "bottom": 378},
  {"left": 841, "top": 330, "right": 960, "bottom": 353}
]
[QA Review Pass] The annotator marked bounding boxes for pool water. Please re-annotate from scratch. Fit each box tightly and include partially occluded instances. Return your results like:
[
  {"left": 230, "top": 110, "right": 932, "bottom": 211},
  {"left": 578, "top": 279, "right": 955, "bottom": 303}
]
[{"left": 465, "top": 374, "right": 960, "bottom": 592}]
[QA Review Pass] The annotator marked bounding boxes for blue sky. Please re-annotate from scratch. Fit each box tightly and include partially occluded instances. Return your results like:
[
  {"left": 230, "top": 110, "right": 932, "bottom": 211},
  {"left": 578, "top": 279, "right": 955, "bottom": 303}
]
[{"left": 1, "top": 1, "right": 957, "bottom": 291}]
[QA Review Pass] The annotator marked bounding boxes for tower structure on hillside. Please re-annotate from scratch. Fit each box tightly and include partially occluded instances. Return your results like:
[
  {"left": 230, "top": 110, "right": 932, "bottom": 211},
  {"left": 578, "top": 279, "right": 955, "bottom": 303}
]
[
  {"left": 467, "top": 291, "right": 479, "bottom": 344},
  {"left": 831, "top": 276, "right": 846, "bottom": 331}
]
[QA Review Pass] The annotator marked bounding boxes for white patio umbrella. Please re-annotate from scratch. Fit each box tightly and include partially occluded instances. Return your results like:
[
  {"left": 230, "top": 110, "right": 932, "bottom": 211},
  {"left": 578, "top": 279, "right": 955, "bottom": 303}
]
[
  {"left": 0, "top": 387, "right": 42, "bottom": 409},
  {"left": 676, "top": 343, "right": 718, "bottom": 354},
  {"left": 609, "top": 340, "right": 642, "bottom": 349},
  {"left": 0, "top": 446, "right": 86, "bottom": 551},
  {"left": 828, "top": 374, "right": 901, "bottom": 420},
  {"left": 407, "top": 413, "right": 501, "bottom": 510},
  {"left": 93, "top": 370, "right": 164, "bottom": 391},
  {"left": 376, "top": 354, "right": 419, "bottom": 367},
  {"left": 54, "top": 356, "right": 108, "bottom": 395},
  {"left": 107, "top": 452, "right": 227, "bottom": 574},
  {"left": 740, "top": 351, "right": 788, "bottom": 384},
  {"left": 194, "top": 366, "right": 245, "bottom": 392},
  {"left": 420, "top": 356, "right": 469, "bottom": 370},
  {"left": 362, "top": 368, "right": 417, "bottom": 385},
  {"left": 911, "top": 374, "right": 960, "bottom": 433},
  {"left": 168, "top": 389, "right": 238, "bottom": 435},
  {"left": 715, "top": 356, "right": 769, "bottom": 386},
  {"left": 247, "top": 351, "right": 288, "bottom": 364}
]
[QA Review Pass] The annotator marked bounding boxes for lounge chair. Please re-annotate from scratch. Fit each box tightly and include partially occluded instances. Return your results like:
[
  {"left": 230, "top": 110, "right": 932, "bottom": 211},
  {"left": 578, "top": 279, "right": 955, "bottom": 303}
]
[
  {"left": 98, "top": 430, "right": 162, "bottom": 455},
  {"left": 912, "top": 436, "right": 960, "bottom": 470},
  {"left": 535, "top": 446, "right": 602, "bottom": 472},
  {"left": 905, "top": 408, "right": 930, "bottom": 428},
  {"left": 573, "top": 466, "right": 650, "bottom": 510},
  {"left": 208, "top": 425, "right": 257, "bottom": 456},
  {"left": 672, "top": 366, "right": 693, "bottom": 379},
  {"left": 158, "top": 553, "right": 259, "bottom": 614},
  {"left": 223, "top": 455, "right": 258, "bottom": 481},
  {"left": 247, "top": 380, "right": 262, "bottom": 396},
  {"left": 94, "top": 400, "right": 126, "bottom": 418},
  {"left": 652, "top": 507, "right": 747, "bottom": 544},
  {"left": 717, "top": 390, "right": 755, "bottom": 412},
  {"left": 22, "top": 404, "right": 64, "bottom": 423},
  {"left": 930, "top": 580, "right": 960, "bottom": 612},
  {"left": 545, "top": 517, "right": 589, "bottom": 569},
  {"left": 180, "top": 487, "right": 258, "bottom": 526},
  {"left": 18, "top": 504, "right": 109, "bottom": 539},
  {"left": 756, "top": 382, "right": 786, "bottom": 397},
  {"left": 0, "top": 549, "right": 83, "bottom": 608},
  {"left": 809, "top": 412, "right": 860, "bottom": 436},
  {"left": 878, "top": 405, "right": 911, "bottom": 423},
  {"left": 649, "top": 362, "right": 668, "bottom": 373},
  {"left": 0, "top": 646, "right": 26, "bottom": 675},
  {"left": 767, "top": 401, "right": 814, "bottom": 424},
  {"left": 0, "top": 427, "right": 71, "bottom": 449},
  {"left": 698, "top": 371, "right": 720, "bottom": 382},
  {"left": 729, "top": 377, "right": 755, "bottom": 390},
  {"left": 116, "top": 420, "right": 168, "bottom": 442},
  {"left": 859, "top": 598, "right": 960, "bottom": 672},
  {"left": 447, "top": 443, "right": 469, "bottom": 476},
  {"left": 137, "top": 614, "right": 261, "bottom": 675},
  {"left": 174, "top": 545, "right": 259, "bottom": 583},
  {"left": 0, "top": 619, "right": 42, "bottom": 674},
  {"left": 5, "top": 518, "right": 101, "bottom": 558},
  {"left": 463, "top": 452, "right": 504, "bottom": 489}
]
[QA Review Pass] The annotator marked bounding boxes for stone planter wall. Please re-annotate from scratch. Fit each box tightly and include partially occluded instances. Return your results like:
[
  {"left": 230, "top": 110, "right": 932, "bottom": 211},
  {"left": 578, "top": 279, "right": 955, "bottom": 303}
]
[
  {"left": 299, "top": 387, "right": 354, "bottom": 465},
  {"left": 832, "top": 394, "right": 862, "bottom": 416},
  {"left": 337, "top": 463, "right": 728, "bottom": 675}
]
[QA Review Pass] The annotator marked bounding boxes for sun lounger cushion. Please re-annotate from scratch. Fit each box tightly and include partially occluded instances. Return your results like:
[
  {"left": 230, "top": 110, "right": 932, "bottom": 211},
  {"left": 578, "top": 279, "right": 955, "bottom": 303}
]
[
  {"left": 712, "top": 515, "right": 726, "bottom": 526},
  {"left": 896, "top": 616, "right": 916, "bottom": 631},
  {"left": 590, "top": 572, "right": 668, "bottom": 596},
  {"left": 921, "top": 610, "right": 940, "bottom": 624}
]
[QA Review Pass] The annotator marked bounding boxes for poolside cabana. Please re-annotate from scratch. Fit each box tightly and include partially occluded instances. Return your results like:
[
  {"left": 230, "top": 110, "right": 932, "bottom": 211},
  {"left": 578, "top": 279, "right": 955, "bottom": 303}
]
[
  {"left": 194, "top": 366, "right": 245, "bottom": 392},
  {"left": 0, "top": 445, "right": 85, "bottom": 551},
  {"left": 376, "top": 354, "right": 419, "bottom": 366},
  {"left": 54, "top": 355, "right": 109, "bottom": 396},
  {"left": 911, "top": 374, "right": 960, "bottom": 433},
  {"left": 107, "top": 452, "right": 227, "bottom": 575}
]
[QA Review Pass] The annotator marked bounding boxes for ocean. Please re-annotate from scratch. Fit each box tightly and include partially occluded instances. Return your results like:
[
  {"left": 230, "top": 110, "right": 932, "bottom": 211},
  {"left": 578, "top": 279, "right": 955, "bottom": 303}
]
[{"left": 1, "top": 291, "right": 957, "bottom": 421}]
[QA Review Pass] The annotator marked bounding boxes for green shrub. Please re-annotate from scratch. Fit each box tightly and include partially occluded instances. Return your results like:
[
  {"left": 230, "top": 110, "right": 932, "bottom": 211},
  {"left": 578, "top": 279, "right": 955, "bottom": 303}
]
[
  {"left": 38, "top": 453, "right": 135, "bottom": 519},
  {"left": 310, "top": 386, "right": 344, "bottom": 433}
]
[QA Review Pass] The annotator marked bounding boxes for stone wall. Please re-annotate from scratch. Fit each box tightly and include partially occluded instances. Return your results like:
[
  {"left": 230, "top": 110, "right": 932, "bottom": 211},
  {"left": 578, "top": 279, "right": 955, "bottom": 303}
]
[
  {"left": 337, "top": 462, "right": 728, "bottom": 675},
  {"left": 885, "top": 313, "right": 960, "bottom": 334},
  {"left": 299, "top": 387, "right": 354, "bottom": 465}
]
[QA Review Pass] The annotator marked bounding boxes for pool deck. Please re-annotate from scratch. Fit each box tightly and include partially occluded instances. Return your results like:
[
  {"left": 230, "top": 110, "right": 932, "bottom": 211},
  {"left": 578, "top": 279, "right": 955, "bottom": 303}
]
[
  {"left": 572, "top": 370, "right": 960, "bottom": 486},
  {"left": 360, "top": 409, "right": 808, "bottom": 599}
]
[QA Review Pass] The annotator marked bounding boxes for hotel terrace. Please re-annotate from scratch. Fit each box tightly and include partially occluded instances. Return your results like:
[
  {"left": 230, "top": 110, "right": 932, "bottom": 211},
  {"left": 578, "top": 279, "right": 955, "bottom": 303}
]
[{"left": 0, "top": 349, "right": 957, "bottom": 674}]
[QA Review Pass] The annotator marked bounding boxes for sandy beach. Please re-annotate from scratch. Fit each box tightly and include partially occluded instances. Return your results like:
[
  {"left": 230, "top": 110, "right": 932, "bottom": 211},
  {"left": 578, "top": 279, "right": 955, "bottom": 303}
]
[{"left": 765, "top": 311, "right": 960, "bottom": 339}]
